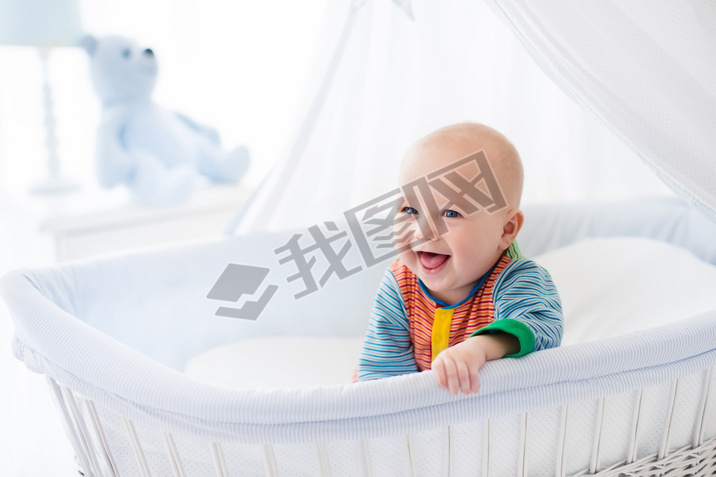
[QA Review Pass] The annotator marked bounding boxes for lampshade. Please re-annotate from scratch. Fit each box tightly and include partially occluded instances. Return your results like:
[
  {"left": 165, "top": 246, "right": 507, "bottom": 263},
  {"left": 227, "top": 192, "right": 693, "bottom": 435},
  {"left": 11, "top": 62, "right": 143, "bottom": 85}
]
[{"left": 0, "top": 0, "right": 83, "bottom": 47}]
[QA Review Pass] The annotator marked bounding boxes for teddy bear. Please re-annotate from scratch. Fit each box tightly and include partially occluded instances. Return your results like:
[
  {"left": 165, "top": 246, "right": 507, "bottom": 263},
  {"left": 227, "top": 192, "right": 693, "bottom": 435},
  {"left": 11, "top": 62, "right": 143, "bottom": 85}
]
[{"left": 82, "top": 35, "right": 250, "bottom": 205}]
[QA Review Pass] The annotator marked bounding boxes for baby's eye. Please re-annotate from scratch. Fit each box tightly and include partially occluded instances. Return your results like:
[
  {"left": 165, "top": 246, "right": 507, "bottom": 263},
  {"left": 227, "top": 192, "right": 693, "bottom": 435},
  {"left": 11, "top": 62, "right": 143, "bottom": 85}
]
[
  {"left": 443, "top": 209, "right": 461, "bottom": 218},
  {"left": 122, "top": 49, "right": 131, "bottom": 59},
  {"left": 403, "top": 206, "right": 419, "bottom": 215}
]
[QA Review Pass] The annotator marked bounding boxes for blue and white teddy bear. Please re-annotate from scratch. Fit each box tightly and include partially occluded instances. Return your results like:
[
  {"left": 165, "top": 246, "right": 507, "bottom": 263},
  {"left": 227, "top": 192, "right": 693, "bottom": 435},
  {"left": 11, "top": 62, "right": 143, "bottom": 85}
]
[{"left": 82, "top": 35, "right": 250, "bottom": 205}]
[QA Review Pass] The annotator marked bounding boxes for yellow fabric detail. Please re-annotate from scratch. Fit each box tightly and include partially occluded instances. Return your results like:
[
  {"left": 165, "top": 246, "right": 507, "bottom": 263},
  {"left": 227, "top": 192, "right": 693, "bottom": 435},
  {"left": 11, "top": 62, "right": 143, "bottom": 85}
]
[{"left": 431, "top": 308, "right": 454, "bottom": 361}]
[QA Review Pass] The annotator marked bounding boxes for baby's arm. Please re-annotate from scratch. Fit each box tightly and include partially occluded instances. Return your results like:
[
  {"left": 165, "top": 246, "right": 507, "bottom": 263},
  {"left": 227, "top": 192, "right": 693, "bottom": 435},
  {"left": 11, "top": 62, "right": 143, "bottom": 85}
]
[
  {"left": 480, "top": 259, "right": 564, "bottom": 354},
  {"left": 432, "top": 332, "right": 519, "bottom": 394},
  {"left": 357, "top": 269, "right": 418, "bottom": 380}
]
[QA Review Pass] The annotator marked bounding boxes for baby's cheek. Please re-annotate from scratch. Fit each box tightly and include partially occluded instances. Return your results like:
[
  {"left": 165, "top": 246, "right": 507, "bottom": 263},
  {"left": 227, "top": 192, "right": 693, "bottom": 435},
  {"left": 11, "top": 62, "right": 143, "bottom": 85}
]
[
  {"left": 393, "top": 228, "right": 411, "bottom": 250},
  {"left": 393, "top": 215, "right": 415, "bottom": 245},
  {"left": 398, "top": 251, "right": 418, "bottom": 273}
]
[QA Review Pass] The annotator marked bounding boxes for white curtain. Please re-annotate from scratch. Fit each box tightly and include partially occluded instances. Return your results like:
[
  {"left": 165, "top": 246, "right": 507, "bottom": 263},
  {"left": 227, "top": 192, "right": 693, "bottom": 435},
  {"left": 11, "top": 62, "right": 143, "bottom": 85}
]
[
  {"left": 230, "top": 0, "right": 676, "bottom": 234},
  {"left": 485, "top": 0, "right": 716, "bottom": 222}
]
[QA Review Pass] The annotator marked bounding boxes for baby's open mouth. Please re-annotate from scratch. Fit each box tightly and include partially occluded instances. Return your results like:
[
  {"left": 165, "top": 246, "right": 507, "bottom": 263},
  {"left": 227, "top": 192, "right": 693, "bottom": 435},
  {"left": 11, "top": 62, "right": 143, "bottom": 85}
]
[{"left": 417, "top": 251, "right": 450, "bottom": 271}]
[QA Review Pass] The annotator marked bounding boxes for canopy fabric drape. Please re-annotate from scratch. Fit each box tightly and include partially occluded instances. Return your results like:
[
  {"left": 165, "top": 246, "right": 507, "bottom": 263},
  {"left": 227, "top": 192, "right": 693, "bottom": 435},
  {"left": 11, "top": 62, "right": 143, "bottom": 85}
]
[
  {"left": 228, "top": 0, "right": 708, "bottom": 234},
  {"left": 485, "top": 0, "right": 716, "bottom": 222}
]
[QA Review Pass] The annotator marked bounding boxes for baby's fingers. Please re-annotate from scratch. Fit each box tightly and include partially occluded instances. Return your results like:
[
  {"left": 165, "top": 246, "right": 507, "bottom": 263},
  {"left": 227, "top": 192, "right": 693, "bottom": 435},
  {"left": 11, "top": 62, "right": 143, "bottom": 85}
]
[
  {"left": 433, "top": 357, "right": 448, "bottom": 389},
  {"left": 440, "top": 357, "right": 460, "bottom": 395},
  {"left": 470, "top": 368, "right": 480, "bottom": 394},
  {"left": 456, "top": 360, "right": 471, "bottom": 395}
]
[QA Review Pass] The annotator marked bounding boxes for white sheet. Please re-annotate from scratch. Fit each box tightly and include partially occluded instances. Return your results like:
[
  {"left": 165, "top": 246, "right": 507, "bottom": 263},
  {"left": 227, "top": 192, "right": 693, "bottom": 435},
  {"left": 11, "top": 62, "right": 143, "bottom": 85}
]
[
  {"left": 185, "top": 236, "right": 716, "bottom": 388},
  {"left": 184, "top": 336, "right": 363, "bottom": 388},
  {"left": 537, "top": 237, "right": 716, "bottom": 345}
]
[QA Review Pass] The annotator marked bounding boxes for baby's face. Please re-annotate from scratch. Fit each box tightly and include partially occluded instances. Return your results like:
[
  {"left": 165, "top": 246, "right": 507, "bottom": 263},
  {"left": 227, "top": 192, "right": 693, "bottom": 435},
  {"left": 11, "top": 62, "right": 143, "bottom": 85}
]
[{"left": 396, "top": 132, "right": 519, "bottom": 305}]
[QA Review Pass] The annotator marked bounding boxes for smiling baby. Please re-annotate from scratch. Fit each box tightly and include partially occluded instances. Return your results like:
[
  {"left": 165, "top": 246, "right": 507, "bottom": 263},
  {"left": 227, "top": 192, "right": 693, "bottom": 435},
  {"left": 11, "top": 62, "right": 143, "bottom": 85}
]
[{"left": 357, "top": 122, "right": 563, "bottom": 394}]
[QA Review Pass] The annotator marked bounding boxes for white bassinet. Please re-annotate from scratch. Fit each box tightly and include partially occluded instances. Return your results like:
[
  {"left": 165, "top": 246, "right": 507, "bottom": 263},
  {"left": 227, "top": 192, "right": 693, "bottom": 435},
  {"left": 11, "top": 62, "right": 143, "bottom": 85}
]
[
  {"left": 3, "top": 197, "right": 716, "bottom": 476},
  {"left": 4, "top": 0, "right": 716, "bottom": 474}
]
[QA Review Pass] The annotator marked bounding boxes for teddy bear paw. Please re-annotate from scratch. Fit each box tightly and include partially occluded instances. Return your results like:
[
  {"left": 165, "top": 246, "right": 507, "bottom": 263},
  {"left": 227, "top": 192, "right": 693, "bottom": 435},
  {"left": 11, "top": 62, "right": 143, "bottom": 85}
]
[
  {"left": 203, "top": 145, "right": 250, "bottom": 183},
  {"left": 129, "top": 158, "right": 196, "bottom": 206}
]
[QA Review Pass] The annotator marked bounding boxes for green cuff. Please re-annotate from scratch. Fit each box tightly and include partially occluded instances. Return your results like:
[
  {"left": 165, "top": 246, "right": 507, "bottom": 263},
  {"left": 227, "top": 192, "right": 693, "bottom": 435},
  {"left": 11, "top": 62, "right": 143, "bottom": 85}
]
[{"left": 470, "top": 319, "right": 535, "bottom": 358}]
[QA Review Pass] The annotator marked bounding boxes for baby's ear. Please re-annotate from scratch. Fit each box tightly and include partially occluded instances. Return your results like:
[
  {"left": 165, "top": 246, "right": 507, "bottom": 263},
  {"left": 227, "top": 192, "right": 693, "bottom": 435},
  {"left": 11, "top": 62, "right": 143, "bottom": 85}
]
[{"left": 500, "top": 209, "right": 524, "bottom": 247}]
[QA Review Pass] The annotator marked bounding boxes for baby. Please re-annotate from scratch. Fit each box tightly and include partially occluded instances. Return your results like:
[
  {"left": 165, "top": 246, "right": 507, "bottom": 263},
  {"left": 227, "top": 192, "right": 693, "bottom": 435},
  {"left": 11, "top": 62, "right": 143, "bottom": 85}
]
[{"left": 357, "top": 122, "right": 563, "bottom": 394}]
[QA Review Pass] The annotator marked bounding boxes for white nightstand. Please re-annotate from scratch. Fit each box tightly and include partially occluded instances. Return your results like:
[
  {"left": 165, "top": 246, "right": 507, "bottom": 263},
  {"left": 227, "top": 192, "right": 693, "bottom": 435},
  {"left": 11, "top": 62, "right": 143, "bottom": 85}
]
[{"left": 39, "top": 183, "right": 251, "bottom": 262}]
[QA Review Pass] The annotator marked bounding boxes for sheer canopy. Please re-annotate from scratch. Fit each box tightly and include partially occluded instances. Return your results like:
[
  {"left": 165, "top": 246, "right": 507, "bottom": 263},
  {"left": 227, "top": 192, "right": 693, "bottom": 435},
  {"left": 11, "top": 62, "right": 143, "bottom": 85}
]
[
  {"left": 229, "top": 0, "right": 714, "bottom": 233},
  {"left": 486, "top": 0, "right": 716, "bottom": 221}
]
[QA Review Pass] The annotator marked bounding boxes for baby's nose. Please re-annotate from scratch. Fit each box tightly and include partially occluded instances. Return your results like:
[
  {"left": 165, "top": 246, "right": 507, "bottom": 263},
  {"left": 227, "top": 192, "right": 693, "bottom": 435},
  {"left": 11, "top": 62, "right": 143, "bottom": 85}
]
[{"left": 413, "top": 215, "right": 440, "bottom": 242}]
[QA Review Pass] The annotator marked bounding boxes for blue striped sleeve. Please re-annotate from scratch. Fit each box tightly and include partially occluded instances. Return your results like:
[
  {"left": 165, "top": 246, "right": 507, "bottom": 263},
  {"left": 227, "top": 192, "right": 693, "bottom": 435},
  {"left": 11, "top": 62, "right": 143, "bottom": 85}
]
[
  {"left": 474, "top": 259, "right": 563, "bottom": 357},
  {"left": 357, "top": 269, "right": 418, "bottom": 381}
]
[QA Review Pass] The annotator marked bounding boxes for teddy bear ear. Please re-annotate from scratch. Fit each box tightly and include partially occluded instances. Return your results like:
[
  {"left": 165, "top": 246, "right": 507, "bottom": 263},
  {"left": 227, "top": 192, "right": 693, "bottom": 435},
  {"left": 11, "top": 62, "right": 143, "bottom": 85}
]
[{"left": 79, "top": 35, "right": 98, "bottom": 56}]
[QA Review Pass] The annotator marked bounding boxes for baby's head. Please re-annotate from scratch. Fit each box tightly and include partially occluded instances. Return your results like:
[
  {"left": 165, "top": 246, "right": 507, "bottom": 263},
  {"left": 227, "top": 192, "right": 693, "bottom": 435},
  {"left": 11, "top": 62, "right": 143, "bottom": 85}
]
[{"left": 396, "top": 122, "right": 524, "bottom": 305}]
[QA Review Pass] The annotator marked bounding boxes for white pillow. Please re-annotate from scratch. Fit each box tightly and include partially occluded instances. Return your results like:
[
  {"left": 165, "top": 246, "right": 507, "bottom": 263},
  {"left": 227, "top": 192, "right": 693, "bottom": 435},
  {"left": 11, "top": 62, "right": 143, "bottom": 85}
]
[
  {"left": 534, "top": 237, "right": 716, "bottom": 346},
  {"left": 185, "top": 237, "right": 716, "bottom": 387}
]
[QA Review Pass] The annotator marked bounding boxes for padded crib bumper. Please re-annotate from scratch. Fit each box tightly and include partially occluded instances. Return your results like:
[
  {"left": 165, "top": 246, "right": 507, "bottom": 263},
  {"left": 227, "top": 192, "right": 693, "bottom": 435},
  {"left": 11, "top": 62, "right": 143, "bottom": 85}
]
[{"left": 4, "top": 264, "right": 716, "bottom": 445}]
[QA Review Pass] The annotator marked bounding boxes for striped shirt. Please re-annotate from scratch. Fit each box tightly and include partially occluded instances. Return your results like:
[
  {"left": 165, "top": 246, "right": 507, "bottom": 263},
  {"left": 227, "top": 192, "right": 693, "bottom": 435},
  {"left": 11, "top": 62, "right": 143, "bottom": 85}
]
[{"left": 357, "top": 243, "right": 563, "bottom": 381}]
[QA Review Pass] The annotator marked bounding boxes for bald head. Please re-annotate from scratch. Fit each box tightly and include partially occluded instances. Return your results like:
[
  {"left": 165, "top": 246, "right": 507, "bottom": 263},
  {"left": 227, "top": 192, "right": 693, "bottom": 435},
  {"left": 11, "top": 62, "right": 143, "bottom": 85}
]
[{"left": 400, "top": 123, "right": 524, "bottom": 209}]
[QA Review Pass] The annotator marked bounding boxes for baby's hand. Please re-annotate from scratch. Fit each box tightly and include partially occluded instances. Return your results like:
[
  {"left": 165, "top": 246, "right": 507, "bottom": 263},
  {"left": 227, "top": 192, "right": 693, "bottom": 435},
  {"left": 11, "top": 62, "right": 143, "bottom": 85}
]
[{"left": 432, "top": 333, "right": 519, "bottom": 395}]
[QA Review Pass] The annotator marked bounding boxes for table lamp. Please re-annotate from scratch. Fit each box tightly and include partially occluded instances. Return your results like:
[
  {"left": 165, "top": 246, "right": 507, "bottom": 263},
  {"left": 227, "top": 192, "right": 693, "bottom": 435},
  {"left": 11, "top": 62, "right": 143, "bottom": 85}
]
[{"left": 0, "top": 0, "right": 84, "bottom": 194}]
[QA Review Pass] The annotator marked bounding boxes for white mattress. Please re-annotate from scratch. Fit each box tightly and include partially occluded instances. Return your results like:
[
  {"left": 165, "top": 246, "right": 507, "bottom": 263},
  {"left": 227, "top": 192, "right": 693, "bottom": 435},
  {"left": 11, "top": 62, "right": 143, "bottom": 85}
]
[{"left": 185, "top": 236, "right": 716, "bottom": 388}]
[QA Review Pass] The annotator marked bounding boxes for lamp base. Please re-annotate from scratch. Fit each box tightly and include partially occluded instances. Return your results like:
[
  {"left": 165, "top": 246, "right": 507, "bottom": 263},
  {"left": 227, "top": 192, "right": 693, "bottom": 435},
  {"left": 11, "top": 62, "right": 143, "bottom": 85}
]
[{"left": 30, "top": 176, "right": 81, "bottom": 195}]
